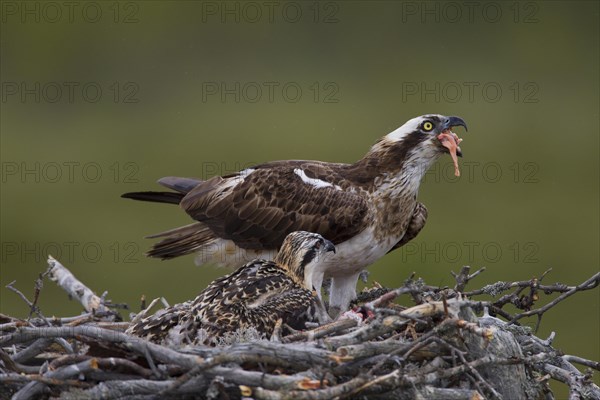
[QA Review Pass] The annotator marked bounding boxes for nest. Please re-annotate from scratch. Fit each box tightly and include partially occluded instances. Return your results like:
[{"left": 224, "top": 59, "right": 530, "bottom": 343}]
[{"left": 1, "top": 257, "right": 598, "bottom": 400}]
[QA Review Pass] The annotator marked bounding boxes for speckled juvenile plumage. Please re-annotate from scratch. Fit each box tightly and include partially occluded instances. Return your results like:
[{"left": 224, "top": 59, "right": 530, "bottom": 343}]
[{"left": 127, "top": 231, "right": 335, "bottom": 346}]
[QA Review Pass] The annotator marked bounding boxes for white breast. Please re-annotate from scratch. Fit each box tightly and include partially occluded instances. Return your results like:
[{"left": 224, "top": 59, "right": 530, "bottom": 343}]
[{"left": 321, "top": 227, "right": 402, "bottom": 278}]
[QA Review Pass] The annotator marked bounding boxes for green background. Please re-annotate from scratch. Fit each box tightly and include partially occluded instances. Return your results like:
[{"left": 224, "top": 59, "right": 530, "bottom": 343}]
[{"left": 1, "top": 1, "right": 598, "bottom": 396}]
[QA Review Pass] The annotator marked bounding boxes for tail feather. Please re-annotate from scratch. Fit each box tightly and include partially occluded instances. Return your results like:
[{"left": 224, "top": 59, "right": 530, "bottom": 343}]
[
  {"left": 121, "top": 191, "right": 184, "bottom": 205},
  {"left": 121, "top": 176, "right": 202, "bottom": 204},
  {"left": 146, "top": 222, "right": 217, "bottom": 260},
  {"left": 122, "top": 176, "right": 210, "bottom": 259},
  {"left": 147, "top": 222, "right": 205, "bottom": 239},
  {"left": 157, "top": 177, "right": 202, "bottom": 193}
]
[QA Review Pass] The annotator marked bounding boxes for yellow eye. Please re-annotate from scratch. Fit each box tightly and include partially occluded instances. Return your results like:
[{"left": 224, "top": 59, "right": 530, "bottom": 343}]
[{"left": 423, "top": 121, "right": 434, "bottom": 131}]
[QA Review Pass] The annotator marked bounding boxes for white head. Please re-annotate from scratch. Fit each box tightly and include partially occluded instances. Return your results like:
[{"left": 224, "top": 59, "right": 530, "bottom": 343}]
[
  {"left": 367, "top": 114, "right": 468, "bottom": 173},
  {"left": 359, "top": 114, "right": 468, "bottom": 194},
  {"left": 381, "top": 114, "right": 467, "bottom": 149}
]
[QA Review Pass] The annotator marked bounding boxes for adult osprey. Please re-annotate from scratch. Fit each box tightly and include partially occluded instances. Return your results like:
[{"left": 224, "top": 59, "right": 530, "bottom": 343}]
[
  {"left": 123, "top": 114, "right": 467, "bottom": 315},
  {"left": 127, "top": 231, "right": 335, "bottom": 345}
]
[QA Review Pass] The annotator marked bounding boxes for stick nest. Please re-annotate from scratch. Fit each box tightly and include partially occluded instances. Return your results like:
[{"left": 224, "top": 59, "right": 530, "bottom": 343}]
[{"left": 1, "top": 258, "right": 599, "bottom": 400}]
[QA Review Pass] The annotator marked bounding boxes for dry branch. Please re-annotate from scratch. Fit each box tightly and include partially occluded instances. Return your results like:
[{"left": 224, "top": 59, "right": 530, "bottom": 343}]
[
  {"left": 46, "top": 256, "right": 113, "bottom": 316},
  {"left": 1, "top": 260, "right": 598, "bottom": 400}
]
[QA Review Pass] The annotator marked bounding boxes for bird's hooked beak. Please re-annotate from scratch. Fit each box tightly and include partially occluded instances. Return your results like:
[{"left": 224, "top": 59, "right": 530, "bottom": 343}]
[
  {"left": 323, "top": 239, "right": 336, "bottom": 254},
  {"left": 441, "top": 116, "right": 468, "bottom": 132}
]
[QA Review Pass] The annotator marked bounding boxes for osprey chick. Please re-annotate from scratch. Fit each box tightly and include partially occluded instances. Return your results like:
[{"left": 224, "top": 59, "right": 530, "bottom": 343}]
[
  {"left": 123, "top": 114, "right": 467, "bottom": 315},
  {"left": 127, "top": 231, "right": 335, "bottom": 346}
]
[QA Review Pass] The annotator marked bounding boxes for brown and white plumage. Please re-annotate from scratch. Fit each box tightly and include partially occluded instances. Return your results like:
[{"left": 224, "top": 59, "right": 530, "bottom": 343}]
[
  {"left": 127, "top": 231, "right": 335, "bottom": 346},
  {"left": 123, "top": 114, "right": 467, "bottom": 314}
]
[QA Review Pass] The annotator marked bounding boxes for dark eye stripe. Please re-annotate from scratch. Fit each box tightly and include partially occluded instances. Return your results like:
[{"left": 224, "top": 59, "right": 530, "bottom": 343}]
[{"left": 300, "top": 247, "right": 317, "bottom": 268}]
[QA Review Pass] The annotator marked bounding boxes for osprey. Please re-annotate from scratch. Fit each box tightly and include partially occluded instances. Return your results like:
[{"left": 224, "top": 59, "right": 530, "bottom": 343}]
[
  {"left": 123, "top": 114, "right": 467, "bottom": 315},
  {"left": 127, "top": 231, "right": 335, "bottom": 345}
]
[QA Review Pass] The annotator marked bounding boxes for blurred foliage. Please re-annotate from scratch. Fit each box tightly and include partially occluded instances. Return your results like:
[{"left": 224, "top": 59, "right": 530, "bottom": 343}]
[{"left": 1, "top": 1, "right": 598, "bottom": 395}]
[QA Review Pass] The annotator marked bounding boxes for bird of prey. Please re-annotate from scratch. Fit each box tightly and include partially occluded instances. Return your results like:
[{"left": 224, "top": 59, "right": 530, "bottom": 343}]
[
  {"left": 127, "top": 231, "right": 335, "bottom": 345},
  {"left": 123, "top": 114, "right": 467, "bottom": 315}
]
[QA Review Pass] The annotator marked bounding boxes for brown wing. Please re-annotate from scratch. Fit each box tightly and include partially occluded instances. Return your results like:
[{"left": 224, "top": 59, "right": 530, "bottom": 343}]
[
  {"left": 126, "top": 300, "right": 192, "bottom": 343},
  {"left": 191, "top": 260, "right": 290, "bottom": 312},
  {"left": 187, "top": 260, "right": 313, "bottom": 342},
  {"left": 179, "top": 162, "right": 369, "bottom": 250}
]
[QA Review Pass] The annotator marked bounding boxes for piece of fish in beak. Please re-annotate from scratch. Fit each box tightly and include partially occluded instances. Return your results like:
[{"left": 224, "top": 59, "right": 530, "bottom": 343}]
[{"left": 437, "top": 131, "right": 463, "bottom": 177}]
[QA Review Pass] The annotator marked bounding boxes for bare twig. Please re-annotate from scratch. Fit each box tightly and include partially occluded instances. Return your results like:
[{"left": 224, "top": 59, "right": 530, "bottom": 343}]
[
  {"left": 509, "top": 272, "right": 600, "bottom": 325},
  {"left": 284, "top": 317, "right": 357, "bottom": 343},
  {"left": 5, "top": 281, "right": 48, "bottom": 323},
  {"left": 563, "top": 355, "right": 600, "bottom": 371},
  {"left": 29, "top": 269, "right": 50, "bottom": 320},
  {"left": 452, "top": 265, "right": 486, "bottom": 292},
  {"left": 0, "top": 326, "right": 204, "bottom": 370}
]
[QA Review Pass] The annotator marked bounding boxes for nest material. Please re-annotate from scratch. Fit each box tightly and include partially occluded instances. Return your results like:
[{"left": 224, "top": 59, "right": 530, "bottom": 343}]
[{"left": 1, "top": 258, "right": 599, "bottom": 400}]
